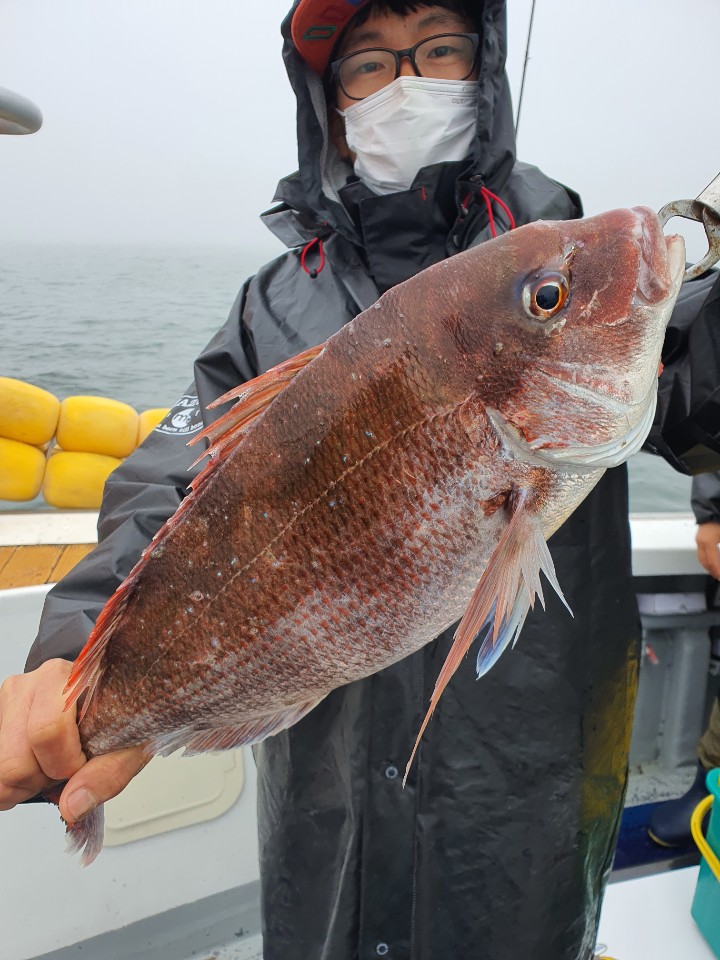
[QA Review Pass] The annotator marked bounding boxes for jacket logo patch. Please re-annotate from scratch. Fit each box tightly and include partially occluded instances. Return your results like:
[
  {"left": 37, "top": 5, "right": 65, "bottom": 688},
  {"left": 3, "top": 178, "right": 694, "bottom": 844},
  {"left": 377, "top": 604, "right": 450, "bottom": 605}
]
[{"left": 155, "top": 395, "right": 204, "bottom": 436}]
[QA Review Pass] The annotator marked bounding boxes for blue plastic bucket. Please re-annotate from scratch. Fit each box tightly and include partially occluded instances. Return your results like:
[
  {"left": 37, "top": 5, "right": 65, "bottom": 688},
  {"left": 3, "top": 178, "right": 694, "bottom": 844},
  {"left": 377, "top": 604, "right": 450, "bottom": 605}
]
[{"left": 691, "top": 768, "right": 720, "bottom": 958}]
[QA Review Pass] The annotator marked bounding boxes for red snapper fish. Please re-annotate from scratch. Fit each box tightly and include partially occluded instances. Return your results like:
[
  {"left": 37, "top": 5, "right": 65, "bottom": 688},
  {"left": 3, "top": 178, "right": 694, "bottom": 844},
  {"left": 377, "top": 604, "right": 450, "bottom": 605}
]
[{"left": 61, "top": 207, "right": 684, "bottom": 862}]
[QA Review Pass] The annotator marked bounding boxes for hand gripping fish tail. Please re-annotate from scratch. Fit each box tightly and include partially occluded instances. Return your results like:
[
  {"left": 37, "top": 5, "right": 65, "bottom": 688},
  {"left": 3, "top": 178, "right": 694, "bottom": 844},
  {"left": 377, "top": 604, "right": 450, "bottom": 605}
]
[{"left": 57, "top": 207, "right": 684, "bottom": 863}]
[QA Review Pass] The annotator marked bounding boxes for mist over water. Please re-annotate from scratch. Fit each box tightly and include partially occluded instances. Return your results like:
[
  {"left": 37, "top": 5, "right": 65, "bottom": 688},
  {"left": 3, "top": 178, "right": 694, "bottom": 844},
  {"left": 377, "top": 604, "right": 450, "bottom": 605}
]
[
  {"left": 0, "top": 242, "right": 692, "bottom": 514},
  {"left": 0, "top": 242, "right": 283, "bottom": 410}
]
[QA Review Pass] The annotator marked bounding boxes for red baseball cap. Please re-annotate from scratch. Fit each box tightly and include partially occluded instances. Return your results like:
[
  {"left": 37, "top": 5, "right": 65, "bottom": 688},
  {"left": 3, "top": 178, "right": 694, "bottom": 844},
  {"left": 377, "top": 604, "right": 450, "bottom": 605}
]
[{"left": 292, "top": 0, "right": 372, "bottom": 75}]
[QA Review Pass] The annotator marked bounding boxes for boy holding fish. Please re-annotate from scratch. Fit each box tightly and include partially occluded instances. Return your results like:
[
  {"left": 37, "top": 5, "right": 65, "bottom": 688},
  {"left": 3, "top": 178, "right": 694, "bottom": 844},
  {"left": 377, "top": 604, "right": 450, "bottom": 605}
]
[{"left": 1, "top": 2, "right": 718, "bottom": 958}]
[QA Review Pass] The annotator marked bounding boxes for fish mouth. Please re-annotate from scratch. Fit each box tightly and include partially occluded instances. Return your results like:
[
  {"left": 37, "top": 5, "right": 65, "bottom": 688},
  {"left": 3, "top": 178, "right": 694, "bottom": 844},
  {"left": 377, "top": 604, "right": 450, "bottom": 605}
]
[{"left": 632, "top": 206, "right": 686, "bottom": 306}]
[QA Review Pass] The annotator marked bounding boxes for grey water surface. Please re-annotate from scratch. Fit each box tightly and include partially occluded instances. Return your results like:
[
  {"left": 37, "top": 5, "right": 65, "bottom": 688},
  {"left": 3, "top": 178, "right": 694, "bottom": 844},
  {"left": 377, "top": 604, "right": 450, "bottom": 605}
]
[{"left": 0, "top": 242, "right": 692, "bottom": 514}]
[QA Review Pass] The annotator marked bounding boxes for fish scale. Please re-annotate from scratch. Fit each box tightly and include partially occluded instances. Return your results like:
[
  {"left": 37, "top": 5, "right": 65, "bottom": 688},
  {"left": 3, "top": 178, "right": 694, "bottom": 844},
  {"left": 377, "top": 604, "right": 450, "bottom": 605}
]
[
  {"left": 84, "top": 400, "right": 515, "bottom": 749},
  {"left": 57, "top": 207, "right": 685, "bottom": 862}
]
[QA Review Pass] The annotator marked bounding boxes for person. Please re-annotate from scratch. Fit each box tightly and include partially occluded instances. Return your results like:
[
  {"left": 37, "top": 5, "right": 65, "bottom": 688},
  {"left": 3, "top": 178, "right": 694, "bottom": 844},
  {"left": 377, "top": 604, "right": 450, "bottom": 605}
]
[
  {"left": 648, "top": 473, "right": 720, "bottom": 847},
  {"left": 1, "top": 2, "right": 719, "bottom": 958}
]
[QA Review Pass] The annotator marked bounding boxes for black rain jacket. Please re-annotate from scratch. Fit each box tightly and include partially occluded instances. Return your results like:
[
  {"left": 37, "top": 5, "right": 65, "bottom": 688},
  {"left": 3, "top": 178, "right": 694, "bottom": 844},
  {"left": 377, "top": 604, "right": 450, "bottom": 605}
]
[{"left": 25, "top": 2, "right": 718, "bottom": 958}]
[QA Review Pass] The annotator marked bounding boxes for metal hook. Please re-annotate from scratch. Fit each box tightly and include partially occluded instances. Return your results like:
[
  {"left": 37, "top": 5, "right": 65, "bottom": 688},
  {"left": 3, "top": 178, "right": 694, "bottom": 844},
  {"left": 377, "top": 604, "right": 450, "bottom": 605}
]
[{"left": 659, "top": 172, "right": 720, "bottom": 281}]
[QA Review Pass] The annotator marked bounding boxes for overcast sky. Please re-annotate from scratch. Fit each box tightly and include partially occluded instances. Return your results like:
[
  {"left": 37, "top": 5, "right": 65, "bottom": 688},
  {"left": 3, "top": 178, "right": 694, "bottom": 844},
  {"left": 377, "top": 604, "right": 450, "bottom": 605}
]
[{"left": 2, "top": 0, "right": 718, "bottom": 259}]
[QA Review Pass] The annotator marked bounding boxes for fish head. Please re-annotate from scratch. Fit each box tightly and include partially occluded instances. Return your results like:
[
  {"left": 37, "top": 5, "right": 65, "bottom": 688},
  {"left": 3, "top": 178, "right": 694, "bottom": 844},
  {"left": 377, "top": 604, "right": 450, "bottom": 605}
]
[{"left": 465, "top": 206, "right": 685, "bottom": 469}]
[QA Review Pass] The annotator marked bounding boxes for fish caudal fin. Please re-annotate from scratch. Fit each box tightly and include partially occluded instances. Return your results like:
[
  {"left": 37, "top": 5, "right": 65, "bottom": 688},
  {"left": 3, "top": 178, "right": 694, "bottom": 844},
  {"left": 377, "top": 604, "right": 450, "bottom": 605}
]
[
  {"left": 404, "top": 493, "right": 571, "bottom": 784},
  {"left": 65, "top": 804, "right": 105, "bottom": 867}
]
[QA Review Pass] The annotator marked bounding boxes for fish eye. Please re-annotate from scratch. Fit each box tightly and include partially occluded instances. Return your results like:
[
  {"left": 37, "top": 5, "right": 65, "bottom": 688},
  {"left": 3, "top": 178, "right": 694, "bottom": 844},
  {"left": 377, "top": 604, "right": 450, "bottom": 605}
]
[{"left": 522, "top": 272, "right": 569, "bottom": 322}]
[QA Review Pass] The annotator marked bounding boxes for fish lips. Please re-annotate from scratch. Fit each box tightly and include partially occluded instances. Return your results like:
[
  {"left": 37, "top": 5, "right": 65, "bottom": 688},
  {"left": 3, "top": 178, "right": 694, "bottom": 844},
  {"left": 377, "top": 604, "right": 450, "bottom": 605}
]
[{"left": 632, "top": 206, "right": 686, "bottom": 307}]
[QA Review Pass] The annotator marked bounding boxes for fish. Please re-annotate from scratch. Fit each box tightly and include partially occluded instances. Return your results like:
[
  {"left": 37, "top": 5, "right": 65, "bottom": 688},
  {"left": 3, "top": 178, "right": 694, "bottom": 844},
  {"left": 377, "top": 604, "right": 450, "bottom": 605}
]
[{"left": 61, "top": 206, "right": 684, "bottom": 863}]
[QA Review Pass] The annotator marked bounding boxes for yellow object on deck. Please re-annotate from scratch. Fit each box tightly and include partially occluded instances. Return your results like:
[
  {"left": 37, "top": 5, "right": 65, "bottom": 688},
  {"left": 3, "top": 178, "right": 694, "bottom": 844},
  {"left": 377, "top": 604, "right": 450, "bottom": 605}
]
[
  {"left": 42, "top": 450, "right": 122, "bottom": 509},
  {"left": 0, "top": 377, "right": 60, "bottom": 445},
  {"left": 57, "top": 395, "right": 138, "bottom": 459},
  {"left": 0, "top": 437, "right": 46, "bottom": 500},
  {"left": 137, "top": 407, "right": 170, "bottom": 445}
]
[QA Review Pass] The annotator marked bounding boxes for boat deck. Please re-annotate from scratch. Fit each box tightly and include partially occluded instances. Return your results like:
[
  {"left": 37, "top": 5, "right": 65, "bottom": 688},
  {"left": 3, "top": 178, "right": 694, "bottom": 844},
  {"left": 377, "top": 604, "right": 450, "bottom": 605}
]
[
  {"left": 0, "top": 543, "right": 93, "bottom": 589},
  {"left": 0, "top": 510, "right": 98, "bottom": 589}
]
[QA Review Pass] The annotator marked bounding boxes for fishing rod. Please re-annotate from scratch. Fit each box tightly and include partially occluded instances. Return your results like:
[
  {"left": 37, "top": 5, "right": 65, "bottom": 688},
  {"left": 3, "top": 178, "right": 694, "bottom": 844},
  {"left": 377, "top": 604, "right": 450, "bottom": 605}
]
[{"left": 514, "top": 0, "right": 537, "bottom": 140}]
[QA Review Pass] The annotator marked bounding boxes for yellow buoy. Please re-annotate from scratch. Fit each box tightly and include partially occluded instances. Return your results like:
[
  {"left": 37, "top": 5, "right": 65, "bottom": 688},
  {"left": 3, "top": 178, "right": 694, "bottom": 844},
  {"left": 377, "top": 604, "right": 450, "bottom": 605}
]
[
  {"left": 137, "top": 407, "right": 170, "bottom": 445},
  {"left": 43, "top": 450, "right": 122, "bottom": 509},
  {"left": 57, "top": 396, "right": 138, "bottom": 459},
  {"left": 0, "top": 377, "right": 60, "bottom": 446},
  {"left": 0, "top": 437, "right": 47, "bottom": 501}
]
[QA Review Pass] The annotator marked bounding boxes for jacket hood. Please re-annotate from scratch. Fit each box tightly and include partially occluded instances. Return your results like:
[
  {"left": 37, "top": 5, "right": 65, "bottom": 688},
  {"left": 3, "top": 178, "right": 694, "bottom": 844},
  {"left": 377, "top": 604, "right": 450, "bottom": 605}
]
[{"left": 270, "top": 0, "right": 515, "bottom": 245}]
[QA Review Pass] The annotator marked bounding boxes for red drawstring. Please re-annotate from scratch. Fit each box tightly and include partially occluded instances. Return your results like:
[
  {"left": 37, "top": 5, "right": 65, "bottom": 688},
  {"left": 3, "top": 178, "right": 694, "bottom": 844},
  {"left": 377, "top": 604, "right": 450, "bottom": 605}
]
[
  {"left": 301, "top": 237, "right": 326, "bottom": 279},
  {"left": 461, "top": 186, "right": 516, "bottom": 238},
  {"left": 479, "top": 185, "right": 516, "bottom": 238}
]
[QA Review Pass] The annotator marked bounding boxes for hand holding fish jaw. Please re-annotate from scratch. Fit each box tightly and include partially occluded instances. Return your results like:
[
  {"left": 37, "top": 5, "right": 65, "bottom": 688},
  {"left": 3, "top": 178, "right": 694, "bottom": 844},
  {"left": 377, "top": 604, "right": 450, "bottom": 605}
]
[{"left": 0, "top": 659, "right": 146, "bottom": 822}]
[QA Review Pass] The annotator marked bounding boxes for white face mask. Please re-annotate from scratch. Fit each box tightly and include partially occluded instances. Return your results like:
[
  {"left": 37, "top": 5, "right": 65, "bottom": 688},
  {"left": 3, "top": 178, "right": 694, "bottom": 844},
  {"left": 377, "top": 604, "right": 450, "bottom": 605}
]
[{"left": 338, "top": 75, "right": 479, "bottom": 196}]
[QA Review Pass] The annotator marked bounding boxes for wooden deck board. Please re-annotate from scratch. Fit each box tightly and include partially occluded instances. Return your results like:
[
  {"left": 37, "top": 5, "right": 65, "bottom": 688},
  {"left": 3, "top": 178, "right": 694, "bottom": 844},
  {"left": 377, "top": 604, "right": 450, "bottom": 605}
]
[
  {"left": 0, "top": 547, "right": 14, "bottom": 579},
  {"left": 0, "top": 544, "right": 95, "bottom": 589},
  {"left": 50, "top": 543, "right": 95, "bottom": 582}
]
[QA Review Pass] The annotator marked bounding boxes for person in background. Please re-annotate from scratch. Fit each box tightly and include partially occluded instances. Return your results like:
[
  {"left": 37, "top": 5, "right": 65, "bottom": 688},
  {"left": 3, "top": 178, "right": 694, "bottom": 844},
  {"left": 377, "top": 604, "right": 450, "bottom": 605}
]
[
  {"left": 649, "top": 472, "right": 720, "bottom": 847},
  {"left": 2, "top": 2, "right": 719, "bottom": 958}
]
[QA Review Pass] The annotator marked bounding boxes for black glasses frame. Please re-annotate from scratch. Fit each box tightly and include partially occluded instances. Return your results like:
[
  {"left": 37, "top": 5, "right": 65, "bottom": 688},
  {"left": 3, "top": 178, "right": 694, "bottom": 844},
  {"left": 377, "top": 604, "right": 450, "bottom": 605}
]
[{"left": 330, "top": 32, "right": 480, "bottom": 102}]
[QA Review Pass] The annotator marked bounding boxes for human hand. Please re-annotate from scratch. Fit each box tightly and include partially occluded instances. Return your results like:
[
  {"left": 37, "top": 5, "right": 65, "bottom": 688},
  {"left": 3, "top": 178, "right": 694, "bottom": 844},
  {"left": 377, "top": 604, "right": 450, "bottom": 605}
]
[
  {"left": 0, "top": 658, "right": 146, "bottom": 824},
  {"left": 696, "top": 521, "right": 720, "bottom": 580}
]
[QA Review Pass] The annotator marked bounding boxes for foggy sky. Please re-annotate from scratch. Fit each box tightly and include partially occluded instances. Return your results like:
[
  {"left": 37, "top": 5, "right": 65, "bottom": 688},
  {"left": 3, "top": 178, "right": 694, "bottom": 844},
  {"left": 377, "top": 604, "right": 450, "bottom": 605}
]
[{"left": 2, "top": 0, "right": 718, "bottom": 260}]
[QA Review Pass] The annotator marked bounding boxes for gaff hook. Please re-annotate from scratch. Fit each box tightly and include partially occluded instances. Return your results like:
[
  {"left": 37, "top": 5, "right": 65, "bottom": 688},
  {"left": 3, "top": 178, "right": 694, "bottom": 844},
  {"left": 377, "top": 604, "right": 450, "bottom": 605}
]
[{"left": 659, "top": 171, "right": 720, "bottom": 281}]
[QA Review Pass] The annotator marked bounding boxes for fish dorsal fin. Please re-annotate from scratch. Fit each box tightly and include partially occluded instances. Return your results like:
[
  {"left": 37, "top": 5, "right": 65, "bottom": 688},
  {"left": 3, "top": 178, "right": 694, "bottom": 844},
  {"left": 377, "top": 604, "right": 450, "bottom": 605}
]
[
  {"left": 64, "top": 575, "right": 137, "bottom": 721},
  {"left": 147, "top": 695, "right": 324, "bottom": 757},
  {"left": 403, "top": 492, "right": 571, "bottom": 784},
  {"left": 64, "top": 344, "right": 325, "bottom": 722},
  {"left": 165, "top": 341, "right": 324, "bottom": 529},
  {"left": 188, "top": 343, "right": 325, "bottom": 462},
  {"left": 179, "top": 342, "right": 325, "bottom": 506}
]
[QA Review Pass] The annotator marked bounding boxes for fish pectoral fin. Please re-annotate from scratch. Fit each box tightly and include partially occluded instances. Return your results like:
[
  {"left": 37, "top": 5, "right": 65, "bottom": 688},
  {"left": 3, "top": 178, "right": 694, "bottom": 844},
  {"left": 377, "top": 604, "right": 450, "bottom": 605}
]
[
  {"left": 404, "top": 492, "right": 571, "bottom": 784},
  {"left": 148, "top": 695, "right": 325, "bottom": 757}
]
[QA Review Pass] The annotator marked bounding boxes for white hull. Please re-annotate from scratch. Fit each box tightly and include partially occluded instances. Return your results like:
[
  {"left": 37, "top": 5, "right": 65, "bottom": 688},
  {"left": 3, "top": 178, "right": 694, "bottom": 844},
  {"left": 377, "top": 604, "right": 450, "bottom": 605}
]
[{"left": 1, "top": 512, "right": 717, "bottom": 959}]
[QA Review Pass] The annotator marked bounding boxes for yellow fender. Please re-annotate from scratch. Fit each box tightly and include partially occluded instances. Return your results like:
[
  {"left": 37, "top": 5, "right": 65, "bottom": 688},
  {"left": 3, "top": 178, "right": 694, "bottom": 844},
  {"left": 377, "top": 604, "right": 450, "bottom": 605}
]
[
  {"left": 0, "top": 437, "right": 46, "bottom": 500},
  {"left": 0, "top": 377, "right": 60, "bottom": 446},
  {"left": 57, "top": 396, "right": 138, "bottom": 459},
  {"left": 137, "top": 407, "right": 170, "bottom": 445},
  {"left": 43, "top": 450, "right": 122, "bottom": 509}
]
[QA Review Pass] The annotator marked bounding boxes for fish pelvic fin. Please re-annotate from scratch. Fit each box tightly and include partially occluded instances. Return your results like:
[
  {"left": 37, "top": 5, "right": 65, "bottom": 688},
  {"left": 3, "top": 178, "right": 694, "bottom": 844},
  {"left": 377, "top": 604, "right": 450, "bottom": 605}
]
[
  {"left": 148, "top": 696, "right": 325, "bottom": 757},
  {"left": 65, "top": 803, "right": 105, "bottom": 867},
  {"left": 403, "top": 492, "right": 571, "bottom": 785}
]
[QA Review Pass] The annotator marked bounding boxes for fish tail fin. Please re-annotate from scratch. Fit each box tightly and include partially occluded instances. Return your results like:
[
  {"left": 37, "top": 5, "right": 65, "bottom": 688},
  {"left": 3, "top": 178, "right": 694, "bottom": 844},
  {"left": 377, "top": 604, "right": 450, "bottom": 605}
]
[
  {"left": 65, "top": 804, "right": 105, "bottom": 866},
  {"left": 404, "top": 492, "right": 570, "bottom": 785}
]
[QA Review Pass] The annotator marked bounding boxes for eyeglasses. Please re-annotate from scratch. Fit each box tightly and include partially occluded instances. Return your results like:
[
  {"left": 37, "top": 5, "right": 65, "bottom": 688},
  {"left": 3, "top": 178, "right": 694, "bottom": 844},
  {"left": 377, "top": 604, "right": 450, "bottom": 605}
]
[{"left": 331, "top": 33, "right": 480, "bottom": 102}]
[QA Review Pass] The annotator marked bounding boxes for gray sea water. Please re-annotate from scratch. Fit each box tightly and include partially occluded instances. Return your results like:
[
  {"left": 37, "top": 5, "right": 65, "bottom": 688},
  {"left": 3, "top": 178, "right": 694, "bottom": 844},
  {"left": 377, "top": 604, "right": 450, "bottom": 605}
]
[{"left": 0, "top": 242, "right": 692, "bottom": 514}]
